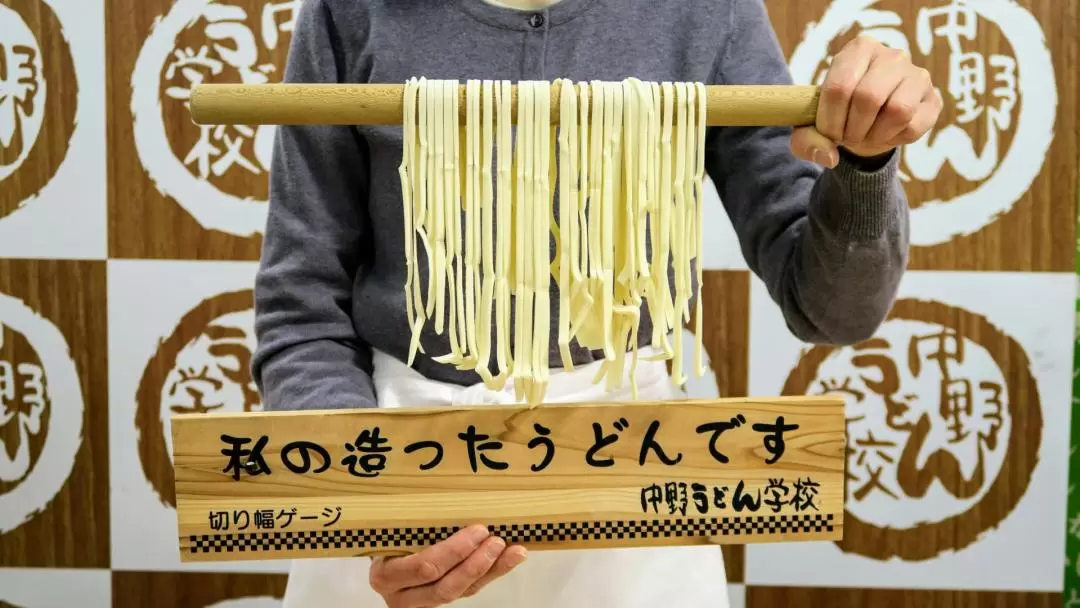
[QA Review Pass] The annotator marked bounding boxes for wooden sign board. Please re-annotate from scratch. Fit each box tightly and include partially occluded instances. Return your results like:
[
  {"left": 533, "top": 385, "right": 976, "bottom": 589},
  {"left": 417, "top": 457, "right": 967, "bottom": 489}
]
[{"left": 171, "top": 396, "right": 846, "bottom": 562}]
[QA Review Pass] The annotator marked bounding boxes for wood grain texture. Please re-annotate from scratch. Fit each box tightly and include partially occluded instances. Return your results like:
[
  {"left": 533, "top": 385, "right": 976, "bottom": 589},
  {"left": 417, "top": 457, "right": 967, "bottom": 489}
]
[
  {"left": 172, "top": 397, "right": 844, "bottom": 562},
  {"left": 692, "top": 270, "right": 751, "bottom": 398},
  {"left": 747, "top": 586, "right": 1062, "bottom": 608},
  {"left": 764, "top": 0, "right": 1078, "bottom": 272},
  {"left": 0, "top": 0, "right": 78, "bottom": 220},
  {"left": 189, "top": 82, "right": 821, "bottom": 127},
  {"left": 0, "top": 260, "right": 109, "bottom": 567},
  {"left": 692, "top": 270, "right": 752, "bottom": 581},
  {"left": 105, "top": 0, "right": 287, "bottom": 260},
  {"left": 111, "top": 571, "right": 286, "bottom": 608}
]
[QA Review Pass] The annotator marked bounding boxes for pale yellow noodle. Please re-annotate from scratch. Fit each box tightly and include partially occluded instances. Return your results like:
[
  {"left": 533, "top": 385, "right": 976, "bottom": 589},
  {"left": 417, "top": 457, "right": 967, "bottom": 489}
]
[
  {"left": 670, "top": 82, "right": 688, "bottom": 385},
  {"left": 633, "top": 78, "right": 652, "bottom": 283},
  {"left": 494, "top": 82, "right": 516, "bottom": 382},
  {"left": 646, "top": 81, "right": 664, "bottom": 355},
  {"left": 629, "top": 78, "right": 655, "bottom": 396},
  {"left": 446, "top": 79, "right": 465, "bottom": 361},
  {"left": 399, "top": 78, "right": 417, "bottom": 362},
  {"left": 451, "top": 79, "right": 469, "bottom": 363},
  {"left": 463, "top": 79, "right": 481, "bottom": 367},
  {"left": 409, "top": 78, "right": 429, "bottom": 360},
  {"left": 476, "top": 79, "right": 497, "bottom": 386},
  {"left": 513, "top": 81, "right": 534, "bottom": 401},
  {"left": 534, "top": 80, "right": 552, "bottom": 392},
  {"left": 575, "top": 82, "right": 591, "bottom": 290},
  {"left": 568, "top": 82, "right": 594, "bottom": 339},
  {"left": 599, "top": 81, "right": 616, "bottom": 362},
  {"left": 421, "top": 78, "right": 437, "bottom": 320},
  {"left": 681, "top": 83, "right": 696, "bottom": 324},
  {"left": 607, "top": 80, "right": 634, "bottom": 392},
  {"left": 400, "top": 77, "right": 714, "bottom": 404},
  {"left": 620, "top": 79, "right": 636, "bottom": 286},
  {"left": 694, "top": 81, "right": 707, "bottom": 376},
  {"left": 433, "top": 80, "right": 463, "bottom": 363},
  {"left": 557, "top": 79, "right": 576, "bottom": 370},
  {"left": 494, "top": 80, "right": 513, "bottom": 383},
  {"left": 431, "top": 80, "right": 447, "bottom": 336},
  {"left": 573, "top": 79, "right": 605, "bottom": 352},
  {"left": 655, "top": 82, "right": 675, "bottom": 357}
]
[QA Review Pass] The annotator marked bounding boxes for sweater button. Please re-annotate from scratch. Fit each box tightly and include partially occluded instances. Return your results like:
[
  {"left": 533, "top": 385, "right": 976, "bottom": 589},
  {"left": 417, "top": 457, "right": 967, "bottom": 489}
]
[{"left": 528, "top": 13, "right": 544, "bottom": 28}]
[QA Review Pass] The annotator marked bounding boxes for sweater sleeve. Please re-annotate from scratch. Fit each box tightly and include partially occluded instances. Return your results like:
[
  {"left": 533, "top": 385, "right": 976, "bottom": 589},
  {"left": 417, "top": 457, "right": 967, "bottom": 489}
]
[
  {"left": 251, "top": 0, "right": 378, "bottom": 410},
  {"left": 706, "top": 0, "right": 910, "bottom": 345}
]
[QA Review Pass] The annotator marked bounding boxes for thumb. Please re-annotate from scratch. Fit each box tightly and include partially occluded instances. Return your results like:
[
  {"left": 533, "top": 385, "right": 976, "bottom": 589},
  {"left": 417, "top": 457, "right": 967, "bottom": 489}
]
[{"left": 791, "top": 126, "right": 840, "bottom": 169}]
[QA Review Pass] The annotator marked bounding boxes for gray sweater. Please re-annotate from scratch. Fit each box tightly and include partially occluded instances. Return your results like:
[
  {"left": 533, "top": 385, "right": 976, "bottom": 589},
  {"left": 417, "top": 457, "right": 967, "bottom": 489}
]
[{"left": 252, "top": 0, "right": 910, "bottom": 411}]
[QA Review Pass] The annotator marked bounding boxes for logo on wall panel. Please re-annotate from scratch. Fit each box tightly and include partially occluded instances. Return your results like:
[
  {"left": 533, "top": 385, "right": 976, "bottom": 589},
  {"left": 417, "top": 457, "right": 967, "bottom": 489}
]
[
  {"left": 789, "top": 0, "right": 1055, "bottom": 247},
  {"left": 0, "top": 293, "right": 84, "bottom": 534},
  {"left": 135, "top": 290, "right": 261, "bottom": 506},
  {"left": 131, "top": 0, "right": 300, "bottom": 238},
  {"left": 781, "top": 298, "right": 1039, "bottom": 560},
  {"left": 0, "top": 0, "right": 77, "bottom": 220}
]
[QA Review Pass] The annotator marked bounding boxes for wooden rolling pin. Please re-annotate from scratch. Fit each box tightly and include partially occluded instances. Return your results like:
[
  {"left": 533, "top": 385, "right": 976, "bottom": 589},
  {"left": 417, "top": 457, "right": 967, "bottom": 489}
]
[{"left": 188, "top": 82, "right": 820, "bottom": 127}]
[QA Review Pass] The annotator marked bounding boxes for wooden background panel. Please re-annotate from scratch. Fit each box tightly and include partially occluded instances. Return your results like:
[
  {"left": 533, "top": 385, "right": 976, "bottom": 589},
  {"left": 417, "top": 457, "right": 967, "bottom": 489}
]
[
  {"left": 748, "top": 586, "right": 1062, "bottom": 608},
  {"left": 0, "top": 0, "right": 78, "bottom": 220},
  {"left": 693, "top": 270, "right": 750, "bottom": 398},
  {"left": 693, "top": 269, "right": 752, "bottom": 582},
  {"left": 0, "top": 259, "right": 109, "bottom": 567},
  {"left": 105, "top": 0, "right": 296, "bottom": 260},
  {"left": 765, "top": 0, "right": 1078, "bottom": 272},
  {"left": 112, "top": 571, "right": 287, "bottom": 608}
]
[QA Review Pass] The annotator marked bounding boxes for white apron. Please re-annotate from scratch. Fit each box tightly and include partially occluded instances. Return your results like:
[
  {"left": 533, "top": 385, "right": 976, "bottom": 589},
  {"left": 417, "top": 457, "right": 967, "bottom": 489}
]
[{"left": 282, "top": 348, "right": 730, "bottom": 608}]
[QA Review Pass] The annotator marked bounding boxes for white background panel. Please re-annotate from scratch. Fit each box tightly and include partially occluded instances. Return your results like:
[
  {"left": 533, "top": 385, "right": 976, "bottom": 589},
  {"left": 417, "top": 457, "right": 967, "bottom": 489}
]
[
  {"left": 107, "top": 259, "right": 288, "bottom": 573},
  {"left": 744, "top": 271, "right": 1074, "bottom": 591},
  {"left": 0, "top": 0, "right": 107, "bottom": 260}
]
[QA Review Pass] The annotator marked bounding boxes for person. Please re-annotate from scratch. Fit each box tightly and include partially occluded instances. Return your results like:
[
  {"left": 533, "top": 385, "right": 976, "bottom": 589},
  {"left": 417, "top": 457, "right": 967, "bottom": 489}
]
[{"left": 251, "top": 0, "right": 941, "bottom": 605}]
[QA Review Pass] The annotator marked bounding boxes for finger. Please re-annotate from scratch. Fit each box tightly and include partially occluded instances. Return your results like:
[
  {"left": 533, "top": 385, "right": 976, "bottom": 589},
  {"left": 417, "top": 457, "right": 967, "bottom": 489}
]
[
  {"left": 462, "top": 545, "right": 529, "bottom": 598},
  {"left": 790, "top": 126, "right": 839, "bottom": 168},
  {"left": 843, "top": 49, "right": 909, "bottom": 145},
  {"left": 371, "top": 525, "right": 490, "bottom": 594},
  {"left": 396, "top": 536, "right": 506, "bottom": 607},
  {"left": 817, "top": 36, "right": 877, "bottom": 142},
  {"left": 863, "top": 66, "right": 932, "bottom": 145},
  {"left": 886, "top": 89, "right": 942, "bottom": 147}
]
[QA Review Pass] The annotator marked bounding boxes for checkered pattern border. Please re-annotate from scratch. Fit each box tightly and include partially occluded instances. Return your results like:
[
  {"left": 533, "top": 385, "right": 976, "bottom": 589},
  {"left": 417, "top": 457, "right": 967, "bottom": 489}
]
[{"left": 187, "top": 513, "right": 836, "bottom": 554}]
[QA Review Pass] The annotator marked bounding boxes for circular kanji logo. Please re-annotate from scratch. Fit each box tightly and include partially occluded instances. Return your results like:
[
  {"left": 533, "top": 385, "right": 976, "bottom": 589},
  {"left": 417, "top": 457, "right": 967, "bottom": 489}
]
[
  {"left": 0, "top": 0, "right": 78, "bottom": 219},
  {"left": 782, "top": 298, "right": 1040, "bottom": 560},
  {"left": 788, "top": 0, "right": 1056, "bottom": 246},
  {"left": 0, "top": 293, "right": 84, "bottom": 533},
  {"left": 131, "top": 0, "right": 298, "bottom": 238},
  {"left": 135, "top": 290, "right": 261, "bottom": 506}
]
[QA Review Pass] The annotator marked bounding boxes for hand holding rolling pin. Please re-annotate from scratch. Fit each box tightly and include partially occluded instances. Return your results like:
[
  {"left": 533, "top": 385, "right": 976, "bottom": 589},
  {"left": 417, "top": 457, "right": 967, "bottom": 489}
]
[{"left": 791, "top": 35, "right": 944, "bottom": 168}]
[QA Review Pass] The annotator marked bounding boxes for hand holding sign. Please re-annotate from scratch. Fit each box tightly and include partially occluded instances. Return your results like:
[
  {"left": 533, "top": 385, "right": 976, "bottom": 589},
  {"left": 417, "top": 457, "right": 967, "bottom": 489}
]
[{"left": 369, "top": 525, "right": 527, "bottom": 607}]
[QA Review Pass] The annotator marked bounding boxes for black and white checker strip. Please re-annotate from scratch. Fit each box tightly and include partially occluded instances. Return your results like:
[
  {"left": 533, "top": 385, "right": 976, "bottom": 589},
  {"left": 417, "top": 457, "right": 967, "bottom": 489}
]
[{"left": 188, "top": 513, "right": 835, "bottom": 555}]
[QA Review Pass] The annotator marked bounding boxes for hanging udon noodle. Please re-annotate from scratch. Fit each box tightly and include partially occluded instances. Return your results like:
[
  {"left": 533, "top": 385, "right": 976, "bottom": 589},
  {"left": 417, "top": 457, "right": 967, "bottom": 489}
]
[{"left": 399, "top": 78, "right": 708, "bottom": 405}]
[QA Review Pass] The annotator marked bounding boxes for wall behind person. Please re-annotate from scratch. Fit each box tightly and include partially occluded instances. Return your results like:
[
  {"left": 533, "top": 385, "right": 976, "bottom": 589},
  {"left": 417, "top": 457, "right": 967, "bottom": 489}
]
[{"left": 0, "top": 0, "right": 1074, "bottom": 606}]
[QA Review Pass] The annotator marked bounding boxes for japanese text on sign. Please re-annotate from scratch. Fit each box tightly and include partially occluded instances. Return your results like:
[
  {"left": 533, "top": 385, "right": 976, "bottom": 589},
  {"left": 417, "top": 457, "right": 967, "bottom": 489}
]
[
  {"left": 216, "top": 414, "right": 802, "bottom": 481},
  {"left": 640, "top": 478, "right": 821, "bottom": 516}
]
